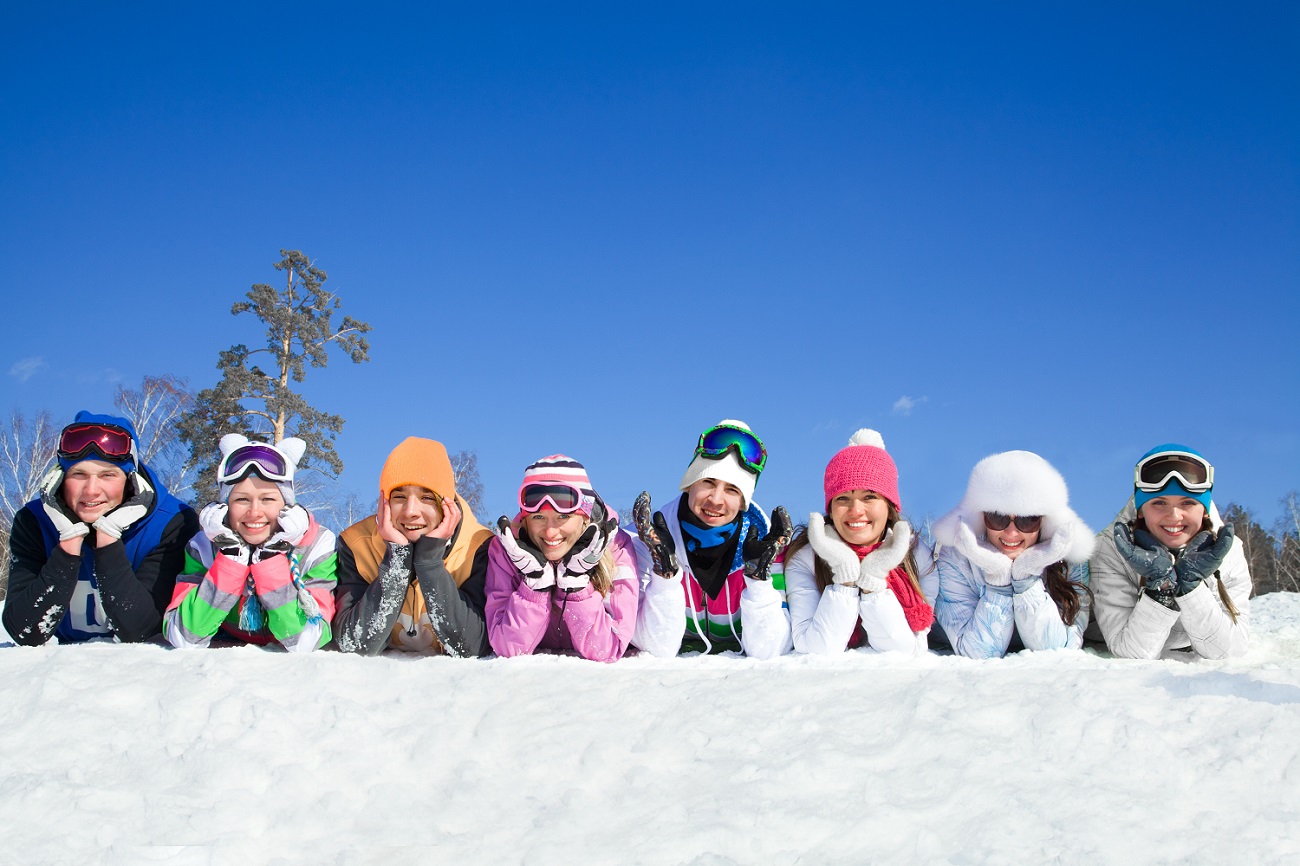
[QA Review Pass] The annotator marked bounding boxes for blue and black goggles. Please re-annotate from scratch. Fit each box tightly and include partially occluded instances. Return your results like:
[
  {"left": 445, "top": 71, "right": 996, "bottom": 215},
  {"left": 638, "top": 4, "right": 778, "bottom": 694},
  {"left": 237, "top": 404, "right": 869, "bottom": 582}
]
[{"left": 694, "top": 424, "right": 767, "bottom": 475}]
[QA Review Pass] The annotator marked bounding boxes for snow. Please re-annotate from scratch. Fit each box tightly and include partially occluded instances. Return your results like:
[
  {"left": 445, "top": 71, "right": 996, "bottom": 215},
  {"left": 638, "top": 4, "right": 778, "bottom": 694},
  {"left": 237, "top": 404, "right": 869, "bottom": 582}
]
[{"left": 4, "top": 596, "right": 1300, "bottom": 865}]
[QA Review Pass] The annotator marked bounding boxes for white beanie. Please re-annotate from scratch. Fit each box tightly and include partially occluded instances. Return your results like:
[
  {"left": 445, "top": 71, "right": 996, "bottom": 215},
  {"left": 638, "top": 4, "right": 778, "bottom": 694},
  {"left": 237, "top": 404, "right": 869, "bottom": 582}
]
[{"left": 678, "top": 419, "right": 760, "bottom": 509}]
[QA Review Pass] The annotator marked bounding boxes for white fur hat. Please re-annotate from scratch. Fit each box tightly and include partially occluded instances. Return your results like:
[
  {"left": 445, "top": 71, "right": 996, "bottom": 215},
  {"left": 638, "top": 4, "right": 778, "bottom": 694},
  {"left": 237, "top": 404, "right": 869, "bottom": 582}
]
[
  {"left": 932, "top": 450, "right": 1094, "bottom": 563},
  {"left": 216, "top": 433, "right": 307, "bottom": 506},
  {"left": 678, "top": 419, "right": 760, "bottom": 509}
]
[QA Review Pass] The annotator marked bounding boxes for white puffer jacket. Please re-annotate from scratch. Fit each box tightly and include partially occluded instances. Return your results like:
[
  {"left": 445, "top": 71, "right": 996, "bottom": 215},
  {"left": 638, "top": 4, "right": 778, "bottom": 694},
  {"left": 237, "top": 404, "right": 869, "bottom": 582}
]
[{"left": 1090, "top": 500, "right": 1251, "bottom": 660}]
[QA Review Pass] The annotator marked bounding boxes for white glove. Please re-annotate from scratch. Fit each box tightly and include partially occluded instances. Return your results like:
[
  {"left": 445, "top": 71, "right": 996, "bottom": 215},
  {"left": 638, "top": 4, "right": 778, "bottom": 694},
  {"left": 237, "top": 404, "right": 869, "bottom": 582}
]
[
  {"left": 266, "top": 504, "right": 311, "bottom": 548},
  {"left": 858, "top": 521, "right": 912, "bottom": 593},
  {"left": 806, "top": 513, "right": 860, "bottom": 586},
  {"left": 555, "top": 566, "right": 589, "bottom": 593},
  {"left": 526, "top": 562, "right": 559, "bottom": 592},
  {"left": 496, "top": 518, "right": 553, "bottom": 591},
  {"left": 92, "top": 471, "right": 155, "bottom": 541},
  {"left": 200, "top": 502, "right": 250, "bottom": 564},
  {"left": 1010, "top": 521, "right": 1075, "bottom": 582},
  {"left": 956, "top": 520, "right": 1012, "bottom": 587},
  {"left": 39, "top": 467, "right": 89, "bottom": 542}
]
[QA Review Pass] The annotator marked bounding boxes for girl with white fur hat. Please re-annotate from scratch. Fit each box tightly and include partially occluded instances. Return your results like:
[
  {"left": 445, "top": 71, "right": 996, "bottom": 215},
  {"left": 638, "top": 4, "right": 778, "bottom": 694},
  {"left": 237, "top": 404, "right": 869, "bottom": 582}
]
[
  {"left": 1089, "top": 444, "right": 1250, "bottom": 659},
  {"left": 164, "top": 434, "right": 338, "bottom": 651},
  {"left": 629, "top": 420, "right": 794, "bottom": 657},
  {"left": 933, "top": 451, "right": 1094, "bottom": 658},
  {"left": 784, "top": 429, "right": 935, "bottom": 655}
]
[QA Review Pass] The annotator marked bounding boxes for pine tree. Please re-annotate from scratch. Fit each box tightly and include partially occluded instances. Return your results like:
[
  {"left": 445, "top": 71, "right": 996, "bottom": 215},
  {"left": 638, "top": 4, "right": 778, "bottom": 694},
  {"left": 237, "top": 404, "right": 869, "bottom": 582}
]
[{"left": 178, "top": 250, "right": 372, "bottom": 502}]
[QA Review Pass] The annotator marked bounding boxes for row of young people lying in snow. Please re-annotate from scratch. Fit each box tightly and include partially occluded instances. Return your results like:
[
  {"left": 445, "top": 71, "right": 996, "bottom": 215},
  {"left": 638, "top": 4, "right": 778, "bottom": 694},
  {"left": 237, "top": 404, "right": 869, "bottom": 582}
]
[{"left": 4, "top": 412, "right": 1250, "bottom": 661}]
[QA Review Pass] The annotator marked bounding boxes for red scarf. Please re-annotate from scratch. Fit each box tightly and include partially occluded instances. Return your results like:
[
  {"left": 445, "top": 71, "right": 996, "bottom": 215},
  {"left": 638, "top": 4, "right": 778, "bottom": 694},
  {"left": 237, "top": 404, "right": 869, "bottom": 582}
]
[{"left": 847, "top": 541, "right": 935, "bottom": 633}]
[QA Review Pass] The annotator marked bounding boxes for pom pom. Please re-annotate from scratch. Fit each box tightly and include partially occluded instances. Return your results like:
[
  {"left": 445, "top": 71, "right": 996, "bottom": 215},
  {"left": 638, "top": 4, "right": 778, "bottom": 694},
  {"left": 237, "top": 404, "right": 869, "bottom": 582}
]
[{"left": 848, "top": 428, "right": 885, "bottom": 449}]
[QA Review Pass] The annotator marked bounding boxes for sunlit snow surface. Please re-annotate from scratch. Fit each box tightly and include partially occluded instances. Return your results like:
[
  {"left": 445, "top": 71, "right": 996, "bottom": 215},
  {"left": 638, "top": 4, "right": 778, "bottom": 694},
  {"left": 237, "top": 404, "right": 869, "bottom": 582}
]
[{"left": 3, "top": 595, "right": 1300, "bottom": 865}]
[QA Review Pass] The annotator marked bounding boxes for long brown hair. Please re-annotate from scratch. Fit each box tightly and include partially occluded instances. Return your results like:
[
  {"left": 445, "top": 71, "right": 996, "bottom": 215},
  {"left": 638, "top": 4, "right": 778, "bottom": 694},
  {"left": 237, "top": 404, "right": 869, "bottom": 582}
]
[
  {"left": 1042, "top": 560, "right": 1091, "bottom": 627},
  {"left": 1132, "top": 511, "right": 1238, "bottom": 622},
  {"left": 785, "top": 501, "right": 929, "bottom": 595}
]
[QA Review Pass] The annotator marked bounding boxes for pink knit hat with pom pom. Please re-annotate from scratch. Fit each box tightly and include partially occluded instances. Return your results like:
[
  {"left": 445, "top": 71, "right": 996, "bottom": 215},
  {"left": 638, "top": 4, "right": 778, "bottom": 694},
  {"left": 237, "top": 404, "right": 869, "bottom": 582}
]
[{"left": 822, "top": 429, "right": 900, "bottom": 511}]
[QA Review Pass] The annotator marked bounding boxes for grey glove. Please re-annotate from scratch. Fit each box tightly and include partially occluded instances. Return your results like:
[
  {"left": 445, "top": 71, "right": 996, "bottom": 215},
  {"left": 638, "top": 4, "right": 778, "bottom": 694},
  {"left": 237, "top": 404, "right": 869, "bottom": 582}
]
[
  {"left": 39, "top": 467, "right": 89, "bottom": 542},
  {"left": 265, "top": 504, "right": 311, "bottom": 549},
  {"left": 92, "top": 471, "right": 155, "bottom": 541},
  {"left": 200, "top": 502, "right": 250, "bottom": 565},
  {"left": 1174, "top": 524, "right": 1235, "bottom": 595},
  {"left": 1009, "top": 521, "right": 1075, "bottom": 582},
  {"left": 956, "top": 521, "right": 1012, "bottom": 587},
  {"left": 806, "top": 513, "right": 860, "bottom": 586},
  {"left": 858, "top": 521, "right": 911, "bottom": 593},
  {"left": 1113, "top": 523, "right": 1176, "bottom": 603}
]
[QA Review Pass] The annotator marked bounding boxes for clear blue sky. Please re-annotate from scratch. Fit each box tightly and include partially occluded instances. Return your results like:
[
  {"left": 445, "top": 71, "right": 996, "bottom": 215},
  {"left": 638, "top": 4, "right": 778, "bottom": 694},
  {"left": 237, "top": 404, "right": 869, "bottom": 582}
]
[{"left": 2, "top": 2, "right": 1296, "bottom": 532}]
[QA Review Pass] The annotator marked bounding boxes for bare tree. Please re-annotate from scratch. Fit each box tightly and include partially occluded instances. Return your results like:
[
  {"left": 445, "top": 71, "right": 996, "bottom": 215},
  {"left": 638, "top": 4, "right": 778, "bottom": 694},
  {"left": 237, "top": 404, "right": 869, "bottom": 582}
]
[
  {"left": 114, "top": 374, "right": 196, "bottom": 501},
  {"left": 0, "top": 410, "right": 60, "bottom": 597},
  {"left": 1275, "top": 492, "right": 1300, "bottom": 593},
  {"left": 291, "top": 469, "right": 375, "bottom": 531},
  {"left": 450, "top": 449, "right": 486, "bottom": 522}
]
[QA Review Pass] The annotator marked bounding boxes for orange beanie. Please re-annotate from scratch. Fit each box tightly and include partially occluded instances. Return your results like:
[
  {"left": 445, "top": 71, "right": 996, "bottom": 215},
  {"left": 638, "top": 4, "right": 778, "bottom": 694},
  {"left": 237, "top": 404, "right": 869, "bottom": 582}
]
[{"left": 379, "top": 437, "right": 456, "bottom": 501}]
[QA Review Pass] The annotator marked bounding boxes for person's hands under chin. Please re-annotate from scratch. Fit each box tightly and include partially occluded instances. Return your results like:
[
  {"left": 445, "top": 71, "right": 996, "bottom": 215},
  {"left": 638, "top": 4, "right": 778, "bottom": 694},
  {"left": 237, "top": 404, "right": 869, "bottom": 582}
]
[
  {"left": 376, "top": 496, "right": 413, "bottom": 547},
  {"left": 427, "top": 497, "right": 460, "bottom": 540}
]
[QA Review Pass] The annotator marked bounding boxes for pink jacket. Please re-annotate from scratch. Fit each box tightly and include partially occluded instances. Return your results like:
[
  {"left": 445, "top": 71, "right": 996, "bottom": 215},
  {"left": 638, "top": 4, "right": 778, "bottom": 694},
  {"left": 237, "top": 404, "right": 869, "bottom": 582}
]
[{"left": 485, "top": 528, "right": 640, "bottom": 662}]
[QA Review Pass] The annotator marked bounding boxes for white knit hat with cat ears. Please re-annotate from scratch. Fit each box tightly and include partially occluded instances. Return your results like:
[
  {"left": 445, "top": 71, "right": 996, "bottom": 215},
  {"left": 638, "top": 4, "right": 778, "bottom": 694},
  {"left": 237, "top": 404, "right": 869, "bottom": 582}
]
[{"left": 216, "top": 434, "right": 307, "bottom": 507}]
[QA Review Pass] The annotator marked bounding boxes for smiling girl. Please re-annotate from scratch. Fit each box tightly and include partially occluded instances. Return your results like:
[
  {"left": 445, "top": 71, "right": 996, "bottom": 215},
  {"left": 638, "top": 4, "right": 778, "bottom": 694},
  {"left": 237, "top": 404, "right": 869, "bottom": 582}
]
[
  {"left": 1089, "top": 444, "right": 1250, "bottom": 659},
  {"left": 784, "top": 430, "right": 934, "bottom": 655},
  {"left": 485, "top": 455, "right": 639, "bottom": 661},
  {"left": 932, "top": 451, "right": 1094, "bottom": 659},
  {"left": 165, "top": 435, "right": 337, "bottom": 651}
]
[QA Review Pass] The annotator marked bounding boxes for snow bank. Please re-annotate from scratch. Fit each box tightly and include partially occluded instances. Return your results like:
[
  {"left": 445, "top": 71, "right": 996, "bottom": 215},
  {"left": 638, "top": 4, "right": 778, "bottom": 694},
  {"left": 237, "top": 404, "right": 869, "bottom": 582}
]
[{"left": 3, "top": 595, "right": 1300, "bottom": 865}]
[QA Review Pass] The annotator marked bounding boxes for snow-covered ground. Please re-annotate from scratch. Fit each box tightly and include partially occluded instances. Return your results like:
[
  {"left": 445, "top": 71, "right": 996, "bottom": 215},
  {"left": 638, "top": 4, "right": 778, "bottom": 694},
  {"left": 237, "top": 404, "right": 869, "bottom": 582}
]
[{"left": 3, "top": 595, "right": 1300, "bottom": 866}]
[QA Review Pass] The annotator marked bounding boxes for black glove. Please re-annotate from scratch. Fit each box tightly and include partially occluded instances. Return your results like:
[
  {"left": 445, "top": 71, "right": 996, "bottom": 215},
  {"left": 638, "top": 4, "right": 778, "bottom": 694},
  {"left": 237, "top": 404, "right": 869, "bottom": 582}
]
[
  {"left": 632, "top": 491, "right": 678, "bottom": 578},
  {"left": 1174, "top": 524, "right": 1235, "bottom": 595},
  {"left": 1113, "top": 523, "right": 1176, "bottom": 605},
  {"left": 743, "top": 506, "right": 793, "bottom": 581}
]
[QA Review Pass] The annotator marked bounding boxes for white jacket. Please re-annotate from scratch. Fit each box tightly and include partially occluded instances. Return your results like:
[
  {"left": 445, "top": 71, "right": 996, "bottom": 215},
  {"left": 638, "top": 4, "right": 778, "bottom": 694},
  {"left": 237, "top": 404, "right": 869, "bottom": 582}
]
[
  {"left": 785, "top": 542, "right": 934, "bottom": 655},
  {"left": 934, "top": 544, "right": 1090, "bottom": 659},
  {"left": 630, "top": 494, "right": 791, "bottom": 659},
  {"left": 1090, "top": 500, "right": 1251, "bottom": 660}
]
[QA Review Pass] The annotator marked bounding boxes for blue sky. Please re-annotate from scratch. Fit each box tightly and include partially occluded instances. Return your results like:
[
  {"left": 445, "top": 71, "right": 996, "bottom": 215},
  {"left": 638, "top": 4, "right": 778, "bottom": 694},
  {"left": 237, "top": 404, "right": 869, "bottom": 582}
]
[{"left": 2, "top": 2, "right": 1297, "bottom": 532}]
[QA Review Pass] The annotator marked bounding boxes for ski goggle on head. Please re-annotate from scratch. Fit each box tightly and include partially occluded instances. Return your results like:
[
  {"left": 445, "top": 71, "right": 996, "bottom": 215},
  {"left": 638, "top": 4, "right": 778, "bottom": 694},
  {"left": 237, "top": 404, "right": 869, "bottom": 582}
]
[
  {"left": 1134, "top": 451, "right": 1213, "bottom": 494},
  {"left": 218, "top": 444, "right": 291, "bottom": 485},
  {"left": 983, "top": 512, "right": 1043, "bottom": 533},
  {"left": 519, "top": 483, "right": 590, "bottom": 515},
  {"left": 58, "top": 423, "right": 135, "bottom": 463},
  {"left": 694, "top": 424, "right": 767, "bottom": 475}
]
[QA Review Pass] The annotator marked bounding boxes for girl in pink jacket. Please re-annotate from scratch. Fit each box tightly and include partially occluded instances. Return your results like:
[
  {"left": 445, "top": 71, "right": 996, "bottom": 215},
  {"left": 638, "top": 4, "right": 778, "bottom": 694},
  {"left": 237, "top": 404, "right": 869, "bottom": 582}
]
[{"left": 485, "top": 455, "right": 639, "bottom": 662}]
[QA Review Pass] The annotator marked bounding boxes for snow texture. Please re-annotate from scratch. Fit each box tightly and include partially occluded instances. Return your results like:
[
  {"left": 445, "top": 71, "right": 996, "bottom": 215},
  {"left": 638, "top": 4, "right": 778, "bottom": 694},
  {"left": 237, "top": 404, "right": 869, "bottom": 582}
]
[{"left": 3, "top": 595, "right": 1300, "bottom": 865}]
